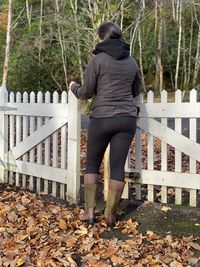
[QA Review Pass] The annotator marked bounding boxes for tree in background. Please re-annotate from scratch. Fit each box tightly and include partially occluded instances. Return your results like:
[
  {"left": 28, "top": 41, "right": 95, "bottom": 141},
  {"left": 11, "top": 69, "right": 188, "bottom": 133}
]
[
  {"left": 1, "top": 0, "right": 12, "bottom": 87},
  {"left": 0, "top": 0, "right": 200, "bottom": 93}
]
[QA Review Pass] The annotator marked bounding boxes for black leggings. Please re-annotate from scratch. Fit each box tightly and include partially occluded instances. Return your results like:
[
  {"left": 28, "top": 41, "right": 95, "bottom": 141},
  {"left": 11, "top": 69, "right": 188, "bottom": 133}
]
[{"left": 86, "top": 116, "right": 137, "bottom": 181}]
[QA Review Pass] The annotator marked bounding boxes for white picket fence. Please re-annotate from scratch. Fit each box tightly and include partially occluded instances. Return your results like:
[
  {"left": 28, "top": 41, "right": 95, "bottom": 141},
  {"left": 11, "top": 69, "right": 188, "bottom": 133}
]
[
  {"left": 123, "top": 89, "right": 200, "bottom": 207},
  {"left": 0, "top": 86, "right": 200, "bottom": 206},
  {"left": 0, "top": 86, "right": 80, "bottom": 203}
]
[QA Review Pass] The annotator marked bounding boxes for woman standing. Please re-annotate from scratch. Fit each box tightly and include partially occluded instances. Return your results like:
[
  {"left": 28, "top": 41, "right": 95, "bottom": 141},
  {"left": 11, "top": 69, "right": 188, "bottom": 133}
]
[{"left": 70, "top": 22, "right": 142, "bottom": 226}]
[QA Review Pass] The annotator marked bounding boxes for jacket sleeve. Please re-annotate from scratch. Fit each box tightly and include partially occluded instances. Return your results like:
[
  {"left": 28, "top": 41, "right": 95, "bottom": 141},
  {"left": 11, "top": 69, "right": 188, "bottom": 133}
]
[
  {"left": 131, "top": 68, "right": 142, "bottom": 97},
  {"left": 71, "top": 57, "right": 97, "bottom": 100}
]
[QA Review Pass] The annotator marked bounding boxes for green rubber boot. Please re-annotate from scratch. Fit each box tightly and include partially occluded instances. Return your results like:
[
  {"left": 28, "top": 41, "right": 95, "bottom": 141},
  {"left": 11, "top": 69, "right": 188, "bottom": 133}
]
[
  {"left": 79, "top": 173, "right": 99, "bottom": 224},
  {"left": 104, "top": 180, "right": 125, "bottom": 227},
  {"left": 84, "top": 183, "right": 98, "bottom": 224}
]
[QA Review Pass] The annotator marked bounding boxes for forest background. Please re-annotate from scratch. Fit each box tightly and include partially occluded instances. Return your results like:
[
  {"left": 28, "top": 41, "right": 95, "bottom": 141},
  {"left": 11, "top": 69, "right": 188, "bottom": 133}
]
[{"left": 0, "top": 0, "right": 200, "bottom": 96}]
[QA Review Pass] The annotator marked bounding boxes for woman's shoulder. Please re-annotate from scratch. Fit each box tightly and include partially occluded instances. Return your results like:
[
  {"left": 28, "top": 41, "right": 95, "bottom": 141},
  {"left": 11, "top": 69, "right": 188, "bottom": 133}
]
[{"left": 93, "top": 52, "right": 110, "bottom": 61}]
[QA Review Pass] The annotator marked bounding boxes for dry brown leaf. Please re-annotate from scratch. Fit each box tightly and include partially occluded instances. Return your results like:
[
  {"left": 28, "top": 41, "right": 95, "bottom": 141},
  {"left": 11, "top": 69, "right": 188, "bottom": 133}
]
[
  {"left": 188, "top": 242, "right": 200, "bottom": 250},
  {"left": 16, "top": 256, "right": 26, "bottom": 266},
  {"left": 146, "top": 230, "right": 159, "bottom": 240},
  {"left": 59, "top": 219, "right": 67, "bottom": 230},
  {"left": 161, "top": 206, "right": 172, "bottom": 212},
  {"left": 21, "top": 195, "right": 31, "bottom": 205},
  {"left": 74, "top": 225, "right": 88, "bottom": 235},
  {"left": 102, "top": 247, "right": 117, "bottom": 259},
  {"left": 189, "top": 257, "right": 200, "bottom": 265},
  {"left": 169, "top": 260, "right": 182, "bottom": 267},
  {"left": 182, "top": 235, "right": 194, "bottom": 242},
  {"left": 67, "top": 255, "right": 77, "bottom": 266},
  {"left": 111, "top": 255, "right": 124, "bottom": 266},
  {"left": 8, "top": 211, "right": 18, "bottom": 222},
  {"left": 5, "top": 241, "right": 16, "bottom": 250}
]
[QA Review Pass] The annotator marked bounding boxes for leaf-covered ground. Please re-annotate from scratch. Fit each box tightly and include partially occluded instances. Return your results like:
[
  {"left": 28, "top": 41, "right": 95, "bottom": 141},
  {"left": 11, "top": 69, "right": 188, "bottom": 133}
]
[
  {"left": 0, "top": 187, "right": 200, "bottom": 267},
  {"left": 0, "top": 129, "right": 199, "bottom": 266}
]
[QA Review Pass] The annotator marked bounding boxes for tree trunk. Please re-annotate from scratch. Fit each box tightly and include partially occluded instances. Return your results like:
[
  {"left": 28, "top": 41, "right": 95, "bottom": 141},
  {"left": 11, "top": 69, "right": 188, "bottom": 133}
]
[
  {"left": 69, "top": 0, "right": 84, "bottom": 84},
  {"left": 172, "top": 0, "right": 176, "bottom": 21},
  {"left": 130, "top": 14, "right": 140, "bottom": 55},
  {"left": 155, "top": 2, "right": 163, "bottom": 93},
  {"left": 154, "top": 0, "right": 158, "bottom": 36},
  {"left": 55, "top": 0, "right": 68, "bottom": 90},
  {"left": 138, "top": 27, "right": 146, "bottom": 92},
  {"left": 187, "top": 10, "right": 193, "bottom": 85},
  {"left": 193, "top": 25, "right": 200, "bottom": 85},
  {"left": 175, "top": 0, "right": 180, "bottom": 22},
  {"left": 39, "top": 0, "right": 43, "bottom": 65},
  {"left": 120, "top": 1, "right": 124, "bottom": 30},
  {"left": 2, "top": 0, "right": 12, "bottom": 87},
  {"left": 192, "top": 1, "right": 200, "bottom": 85},
  {"left": 182, "top": 27, "right": 187, "bottom": 87},
  {"left": 26, "top": 0, "right": 32, "bottom": 31},
  {"left": 175, "top": 0, "right": 182, "bottom": 90}
]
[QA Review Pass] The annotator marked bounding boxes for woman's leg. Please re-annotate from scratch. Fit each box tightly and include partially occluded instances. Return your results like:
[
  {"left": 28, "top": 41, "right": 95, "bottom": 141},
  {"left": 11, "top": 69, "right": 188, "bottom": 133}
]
[
  {"left": 81, "top": 118, "right": 113, "bottom": 223},
  {"left": 104, "top": 117, "right": 137, "bottom": 226}
]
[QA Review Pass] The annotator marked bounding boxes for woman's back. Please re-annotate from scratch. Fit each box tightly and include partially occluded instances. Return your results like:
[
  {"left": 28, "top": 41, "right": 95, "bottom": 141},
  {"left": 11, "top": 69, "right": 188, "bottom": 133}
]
[{"left": 90, "top": 40, "right": 140, "bottom": 117}]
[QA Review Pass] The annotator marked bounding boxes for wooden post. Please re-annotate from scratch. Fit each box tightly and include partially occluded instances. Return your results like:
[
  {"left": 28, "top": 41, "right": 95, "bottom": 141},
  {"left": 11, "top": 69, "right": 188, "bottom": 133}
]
[
  {"left": 0, "top": 85, "right": 8, "bottom": 183},
  {"left": 147, "top": 91, "right": 154, "bottom": 202},
  {"left": 60, "top": 91, "right": 67, "bottom": 199},
  {"left": 104, "top": 145, "right": 110, "bottom": 201},
  {"left": 175, "top": 90, "right": 182, "bottom": 205},
  {"left": 131, "top": 93, "right": 142, "bottom": 200},
  {"left": 67, "top": 90, "right": 80, "bottom": 203},
  {"left": 189, "top": 89, "right": 197, "bottom": 207},
  {"left": 161, "top": 90, "right": 168, "bottom": 203}
]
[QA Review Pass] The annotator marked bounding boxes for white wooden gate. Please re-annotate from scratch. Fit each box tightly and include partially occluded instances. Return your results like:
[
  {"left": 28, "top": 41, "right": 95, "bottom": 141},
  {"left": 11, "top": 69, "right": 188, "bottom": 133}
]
[
  {"left": 104, "top": 89, "right": 200, "bottom": 207},
  {"left": 124, "top": 89, "right": 200, "bottom": 207},
  {"left": 0, "top": 86, "right": 80, "bottom": 203}
]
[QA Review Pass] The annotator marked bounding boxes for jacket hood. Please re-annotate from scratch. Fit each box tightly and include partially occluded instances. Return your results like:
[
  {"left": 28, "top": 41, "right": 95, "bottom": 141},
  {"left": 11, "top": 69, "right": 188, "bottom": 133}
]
[{"left": 93, "top": 39, "right": 130, "bottom": 60}]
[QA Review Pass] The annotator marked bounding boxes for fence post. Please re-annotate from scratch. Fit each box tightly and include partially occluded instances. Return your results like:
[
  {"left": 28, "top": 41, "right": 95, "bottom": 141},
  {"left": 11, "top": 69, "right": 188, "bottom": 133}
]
[
  {"left": 0, "top": 85, "right": 8, "bottom": 183},
  {"left": 103, "top": 145, "right": 110, "bottom": 201},
  {"left": 67, "top": 90, "right": 80, "bottom": 203}
]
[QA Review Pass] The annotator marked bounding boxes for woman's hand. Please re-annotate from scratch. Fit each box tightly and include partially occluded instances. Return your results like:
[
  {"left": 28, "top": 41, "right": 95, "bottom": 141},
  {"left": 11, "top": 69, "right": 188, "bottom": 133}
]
[{"left": 69, "top": 81, "right": 76, "bottom": 90}]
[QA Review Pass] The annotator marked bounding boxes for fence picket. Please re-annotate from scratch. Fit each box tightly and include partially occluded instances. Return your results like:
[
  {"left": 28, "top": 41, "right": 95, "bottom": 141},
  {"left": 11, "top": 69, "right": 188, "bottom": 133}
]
[
  {"left": 189, "top": 89, "right": 197, "bottom": 206},
  {"left": 36, "top": 92, "right": 43, "bottom": 193},
  {"left": 147, "top": 91, "right": 154, "bottom": 202},
  {"left": 52, "top": 91, "right": 59, "bottom": 197},
  {"left": 29, "top": 92, "right": 35, "bottom": 190},
  {"left": 44, "top": 92, "right": 51, "bottom": 195},
  {"left": 60, "top": 91, "right": 67, "bottom": 199},
  {"left": 22, "top": 92, "right": 28, "bottom": 188},
  {"left": 9, "top": 92, "right": 15, "bottom": 185},
  {"left": 175, "top": 90, "right": 182, "bottom": 205},
  {"left": 67, "top": 91, "right": 80, "bottom": 203},
  {"left": 16, "top": 92, "right": 21, "bottom": 186},
  {"left": 0, "top": 86, "right": 8, "bottom": 184},
  {"left": 161, "top": 90, "right": 168, "bottom": 203},
  {"left": 134, "top": 94, "right": 143, "bottom": 200}
]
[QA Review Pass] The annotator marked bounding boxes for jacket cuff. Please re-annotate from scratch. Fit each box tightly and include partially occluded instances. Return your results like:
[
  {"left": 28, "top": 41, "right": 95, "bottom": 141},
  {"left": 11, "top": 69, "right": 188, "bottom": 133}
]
[{"left": 71, "top": 82, "right": 81, "bottom": 98}]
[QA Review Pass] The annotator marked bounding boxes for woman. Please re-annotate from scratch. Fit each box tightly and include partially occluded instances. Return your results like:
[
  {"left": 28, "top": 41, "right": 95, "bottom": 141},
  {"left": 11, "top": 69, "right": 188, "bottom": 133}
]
[{"left": 69, "top": 22, "right": 142, "bottom": 226}]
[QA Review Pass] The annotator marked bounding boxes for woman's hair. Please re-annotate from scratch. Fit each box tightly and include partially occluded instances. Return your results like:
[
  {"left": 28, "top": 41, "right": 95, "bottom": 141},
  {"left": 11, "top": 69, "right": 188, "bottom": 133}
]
[{"left": 97, "top": 22, "right": 122, "bottom": 41}]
